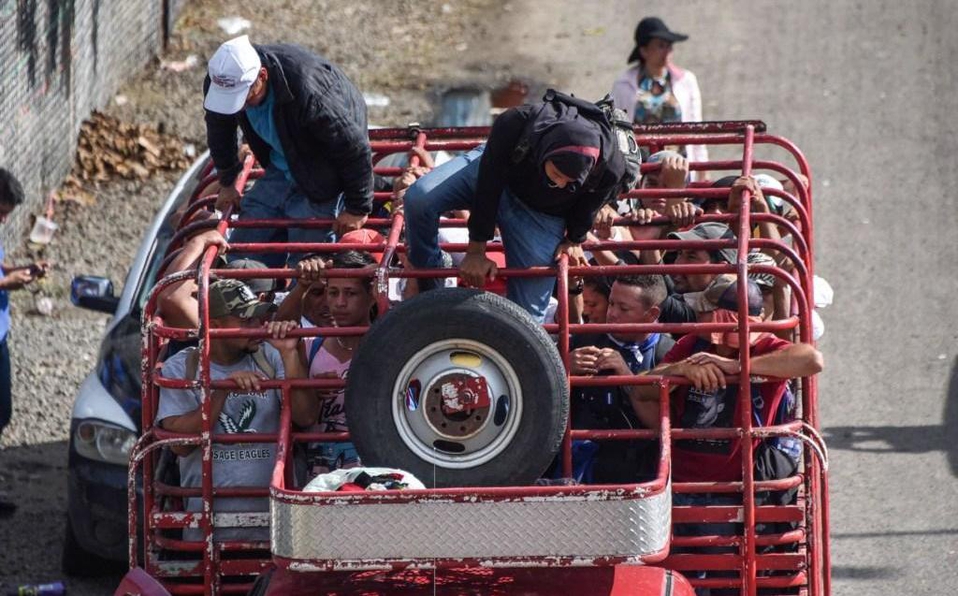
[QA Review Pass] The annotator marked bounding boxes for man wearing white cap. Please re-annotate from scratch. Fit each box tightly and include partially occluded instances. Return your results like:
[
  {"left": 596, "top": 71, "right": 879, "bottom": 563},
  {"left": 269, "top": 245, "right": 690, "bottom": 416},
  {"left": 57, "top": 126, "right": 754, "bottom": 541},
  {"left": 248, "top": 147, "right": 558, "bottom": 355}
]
[{"left": 204, "top": 36, "right": 373, "bottom": 266}]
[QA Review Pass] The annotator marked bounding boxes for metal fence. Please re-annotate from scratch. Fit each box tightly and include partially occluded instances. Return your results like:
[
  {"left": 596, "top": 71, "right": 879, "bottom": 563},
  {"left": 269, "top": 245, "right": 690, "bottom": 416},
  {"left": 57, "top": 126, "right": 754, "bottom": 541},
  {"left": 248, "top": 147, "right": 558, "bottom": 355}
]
[{"left": 0, "top": 0, "right": 187, "bottom": 244}]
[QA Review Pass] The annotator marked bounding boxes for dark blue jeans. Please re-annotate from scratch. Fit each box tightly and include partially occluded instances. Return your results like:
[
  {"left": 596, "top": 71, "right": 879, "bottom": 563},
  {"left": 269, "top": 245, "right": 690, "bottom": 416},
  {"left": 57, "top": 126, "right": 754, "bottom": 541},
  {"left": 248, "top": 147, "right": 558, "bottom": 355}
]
[
  {"left": 227, "top": 166, "right": 342, "bottom": 268},
  {"left": 403, "top": 146, "right": 567, "bottom": 323},
  {"left": 0, "top": 338, "right": 11, "bottom": 436}
]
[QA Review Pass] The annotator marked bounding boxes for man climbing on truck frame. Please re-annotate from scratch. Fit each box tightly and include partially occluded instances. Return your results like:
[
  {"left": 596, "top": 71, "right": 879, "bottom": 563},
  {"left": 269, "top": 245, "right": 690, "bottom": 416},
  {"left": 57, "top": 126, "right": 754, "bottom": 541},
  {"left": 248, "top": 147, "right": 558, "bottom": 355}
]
[
  {"left": 203, "top": 35, "right": 373, "bottom": 267},
  {"left": 403, "top": 90, "right": 636, "bottom": 323}
]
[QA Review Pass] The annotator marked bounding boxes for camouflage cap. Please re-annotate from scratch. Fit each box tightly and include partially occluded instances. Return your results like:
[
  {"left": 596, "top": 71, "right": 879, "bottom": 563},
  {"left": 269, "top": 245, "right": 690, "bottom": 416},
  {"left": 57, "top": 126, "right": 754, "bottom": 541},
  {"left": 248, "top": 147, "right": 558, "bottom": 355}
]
[{"left": 207, "top": 279, "right": 276, "bottom": 320}]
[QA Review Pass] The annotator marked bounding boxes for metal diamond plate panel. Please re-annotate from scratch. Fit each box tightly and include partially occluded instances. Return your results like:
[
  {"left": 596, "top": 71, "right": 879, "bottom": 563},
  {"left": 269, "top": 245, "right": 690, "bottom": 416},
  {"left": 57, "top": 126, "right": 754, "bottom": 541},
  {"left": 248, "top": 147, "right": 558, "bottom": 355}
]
[{"left": 271, "top": 487, "right": 671, "bottom": 564}]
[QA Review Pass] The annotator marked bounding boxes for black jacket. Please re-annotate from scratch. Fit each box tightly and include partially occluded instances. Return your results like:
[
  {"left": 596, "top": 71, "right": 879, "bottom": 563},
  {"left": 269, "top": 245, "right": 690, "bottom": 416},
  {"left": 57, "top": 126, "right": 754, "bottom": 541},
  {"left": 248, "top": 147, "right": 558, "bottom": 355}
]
[
  {"left": 468, "top": 103, "right": 626, "bottom": 244},
  {"left": 204, "top": 44, "right": 373, "bottom": 214}
]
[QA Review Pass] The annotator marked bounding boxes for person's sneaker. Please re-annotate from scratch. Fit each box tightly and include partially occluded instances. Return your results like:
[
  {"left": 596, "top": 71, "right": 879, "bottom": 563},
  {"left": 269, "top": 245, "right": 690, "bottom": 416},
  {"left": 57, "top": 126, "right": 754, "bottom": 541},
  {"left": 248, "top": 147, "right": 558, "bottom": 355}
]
[{"left": 0, "top": 497, "right": 16, "bottom": 518}]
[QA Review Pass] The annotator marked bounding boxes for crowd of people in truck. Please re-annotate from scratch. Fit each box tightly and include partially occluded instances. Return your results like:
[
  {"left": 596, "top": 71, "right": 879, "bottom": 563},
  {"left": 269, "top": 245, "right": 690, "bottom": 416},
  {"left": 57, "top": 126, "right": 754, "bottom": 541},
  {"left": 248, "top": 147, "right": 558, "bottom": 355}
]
[{"left": 149, "top": 16, "right": 824, "bottom": 570}]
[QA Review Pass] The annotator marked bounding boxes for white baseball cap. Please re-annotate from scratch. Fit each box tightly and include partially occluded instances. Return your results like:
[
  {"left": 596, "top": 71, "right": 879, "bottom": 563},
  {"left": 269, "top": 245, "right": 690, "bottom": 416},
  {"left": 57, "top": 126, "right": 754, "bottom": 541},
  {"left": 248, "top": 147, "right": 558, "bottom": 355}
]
[
  {"left": 204, "top": 36, "right": 262, "bottom": 115},
  {"left": 753, "top": 173, "right": 785, "bottom": 212}
]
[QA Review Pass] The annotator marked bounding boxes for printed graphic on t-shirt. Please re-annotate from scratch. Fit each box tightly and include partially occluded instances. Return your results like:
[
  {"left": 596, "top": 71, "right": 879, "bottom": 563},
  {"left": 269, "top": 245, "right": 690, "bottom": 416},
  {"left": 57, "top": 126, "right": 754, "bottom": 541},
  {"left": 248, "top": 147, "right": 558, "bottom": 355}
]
[
  {"left": 633, "top": 75, "right": 686, "bottom": 157},
  {"left": 633, "top": 77, "right": 683, "bottom": 125},
  {"left": 679, "top": 386, "right": 735, "bottom": 455},
  {"left": 219, "top": 399, "right": 257, "bottom": 433},
  {"left": 319, "top": 367, "right": 349, "bottom": 432}
]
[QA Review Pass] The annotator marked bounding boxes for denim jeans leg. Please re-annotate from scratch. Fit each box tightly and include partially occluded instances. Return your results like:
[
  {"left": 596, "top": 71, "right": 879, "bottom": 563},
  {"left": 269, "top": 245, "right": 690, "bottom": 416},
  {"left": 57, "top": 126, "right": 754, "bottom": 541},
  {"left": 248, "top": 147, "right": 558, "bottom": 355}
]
[
  {"left": 228, "top": 166, "right": 291, "bottom": 268},
  {"left": 0, "top": 338, "right": 11, "bottom": 436},
  {"left": 403, "top": 146, "right": 485, "bottom": 270},
  {"left": 496, "top": 191, "right": 566, "bottom": 323},
  {"left": 284, "top": 189, "right": 342, "bottom": 267}
]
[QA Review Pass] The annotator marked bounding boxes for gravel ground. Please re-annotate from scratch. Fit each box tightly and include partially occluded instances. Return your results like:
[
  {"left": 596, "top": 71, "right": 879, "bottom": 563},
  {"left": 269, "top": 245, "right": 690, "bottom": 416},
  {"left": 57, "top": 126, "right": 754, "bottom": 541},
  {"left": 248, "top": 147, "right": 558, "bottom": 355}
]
[{"left": 0, "top": 0, "right": 499, "bottom": 591}]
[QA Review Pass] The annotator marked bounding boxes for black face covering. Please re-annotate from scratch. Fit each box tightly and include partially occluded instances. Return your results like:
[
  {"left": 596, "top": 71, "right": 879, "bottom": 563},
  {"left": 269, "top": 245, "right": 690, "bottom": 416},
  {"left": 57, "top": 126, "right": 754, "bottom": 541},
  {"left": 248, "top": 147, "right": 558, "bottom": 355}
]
[
  {"left": 529, "top": 103, "right": 602, "bottom": 193},
  {"left": 543, "top": 151, "right": 597, "bottom": 192}
]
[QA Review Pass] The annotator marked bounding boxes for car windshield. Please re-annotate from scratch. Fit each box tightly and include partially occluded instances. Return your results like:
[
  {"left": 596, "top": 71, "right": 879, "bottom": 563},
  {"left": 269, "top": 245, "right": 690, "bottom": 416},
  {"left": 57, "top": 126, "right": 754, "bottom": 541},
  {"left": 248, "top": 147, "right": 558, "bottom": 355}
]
[{"left": 131, "top": 160, "right": 209, "bottom": 314}]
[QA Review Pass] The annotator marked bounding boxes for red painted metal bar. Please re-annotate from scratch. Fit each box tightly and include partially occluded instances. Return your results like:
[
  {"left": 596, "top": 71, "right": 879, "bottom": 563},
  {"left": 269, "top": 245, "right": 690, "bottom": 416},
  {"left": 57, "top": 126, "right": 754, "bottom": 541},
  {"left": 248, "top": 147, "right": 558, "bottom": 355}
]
[
  {"left": 671, "top": 527, "right": 805, "bottom": 549},
  {"left": 226, "top": 217, "right": 392, "bottom": 229},
  {"left": 189, "top": 172, "right": 218, "bottom": 203},
  {"left": 556, "top": 255, "right": 573, "bottom": 477},
  {"left": 197, "top": 155, "right": 253, "bottom": 595},
  {"left": 166, "top": 218, "right": 219, "bottom": 256},
  {"left": 737, "top": 124, "right": 757, "bottom": 596},
  {"left": 179, "top": 196, "right": 217, "bottom": 227},
  {"left": 379, "top": 129, "right": 425, "bottom": 315}
]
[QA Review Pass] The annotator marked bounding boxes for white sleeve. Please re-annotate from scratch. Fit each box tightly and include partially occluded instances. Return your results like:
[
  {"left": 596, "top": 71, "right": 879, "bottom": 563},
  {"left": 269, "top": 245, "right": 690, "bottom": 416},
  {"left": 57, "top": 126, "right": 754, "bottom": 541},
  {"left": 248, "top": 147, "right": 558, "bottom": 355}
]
[
  {"left": 263, "top": 344, "right": 287, "bottom": 380},
  {"left": 611, "top": 71, "right": 637, "bottom": 121},
  {"left": 683, "top": 72, "right": 709, "bottom": 174}
]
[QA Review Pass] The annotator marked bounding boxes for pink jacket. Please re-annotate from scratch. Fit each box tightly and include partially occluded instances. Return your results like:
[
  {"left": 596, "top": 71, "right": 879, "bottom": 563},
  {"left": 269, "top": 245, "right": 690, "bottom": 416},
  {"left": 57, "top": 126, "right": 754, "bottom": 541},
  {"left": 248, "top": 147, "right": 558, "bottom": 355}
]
[{"left": 611, "top": 64, "right": 709, "bottom": 168}]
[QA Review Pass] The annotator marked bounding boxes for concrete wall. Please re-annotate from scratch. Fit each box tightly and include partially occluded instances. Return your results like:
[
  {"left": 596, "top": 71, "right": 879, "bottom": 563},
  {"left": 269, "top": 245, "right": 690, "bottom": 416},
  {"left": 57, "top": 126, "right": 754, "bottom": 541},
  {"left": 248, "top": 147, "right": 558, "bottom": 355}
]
[{"left": 0, "top": 0, "right": 186, "bottom": 244}]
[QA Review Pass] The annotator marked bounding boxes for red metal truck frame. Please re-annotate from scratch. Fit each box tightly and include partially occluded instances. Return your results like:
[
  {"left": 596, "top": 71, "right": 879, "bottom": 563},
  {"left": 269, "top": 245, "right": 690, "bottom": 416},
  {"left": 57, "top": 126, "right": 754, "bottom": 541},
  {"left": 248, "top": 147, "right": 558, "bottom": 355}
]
[{"left": 123, "top": 120, "right": 829, "bottom": 596}]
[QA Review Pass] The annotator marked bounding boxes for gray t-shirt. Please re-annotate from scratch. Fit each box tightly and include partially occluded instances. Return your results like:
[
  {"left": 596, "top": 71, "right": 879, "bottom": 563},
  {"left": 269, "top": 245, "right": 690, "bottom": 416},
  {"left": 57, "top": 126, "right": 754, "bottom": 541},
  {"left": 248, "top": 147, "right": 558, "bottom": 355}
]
[{"left": 156, "top": 345, "right": 286, "bottom": 541}]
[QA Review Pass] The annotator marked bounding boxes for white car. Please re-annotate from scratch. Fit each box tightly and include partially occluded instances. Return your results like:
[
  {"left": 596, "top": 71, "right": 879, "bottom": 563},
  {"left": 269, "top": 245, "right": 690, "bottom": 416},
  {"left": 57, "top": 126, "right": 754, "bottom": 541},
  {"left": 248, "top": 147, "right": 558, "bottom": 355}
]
[{"left": 63, "top": 153, "right": 210, "bottom": 574}]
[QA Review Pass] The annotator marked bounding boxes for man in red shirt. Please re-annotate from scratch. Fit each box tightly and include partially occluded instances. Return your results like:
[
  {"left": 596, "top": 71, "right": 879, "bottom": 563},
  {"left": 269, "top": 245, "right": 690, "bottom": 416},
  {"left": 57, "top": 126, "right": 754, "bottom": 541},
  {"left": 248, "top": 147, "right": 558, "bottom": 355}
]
[
  {"left": 628, "top": 274, "right": 823, "bottom": 482},
  {"left": 629, "top": 274, "right": 822, "bottom": 591}
]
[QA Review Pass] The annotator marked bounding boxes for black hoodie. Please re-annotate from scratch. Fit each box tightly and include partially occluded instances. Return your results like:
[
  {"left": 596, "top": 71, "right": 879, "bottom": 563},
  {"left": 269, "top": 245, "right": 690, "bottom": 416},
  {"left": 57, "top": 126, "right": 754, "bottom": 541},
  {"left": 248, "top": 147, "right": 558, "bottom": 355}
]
[{"left": 468, "top": 99, "right": 627, "bottom": 243}]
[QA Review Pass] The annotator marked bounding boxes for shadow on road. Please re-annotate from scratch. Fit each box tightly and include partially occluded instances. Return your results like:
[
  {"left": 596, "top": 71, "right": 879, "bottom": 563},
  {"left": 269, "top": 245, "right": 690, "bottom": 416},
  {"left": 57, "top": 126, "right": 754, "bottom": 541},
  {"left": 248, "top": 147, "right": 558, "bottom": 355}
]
[
  {"left": 822, "top": 355, "right": 958, "bottom": 477},
  {"left": 831, "top": 566, "right": 901, "bottom": 581},
  {"left": 0, "top": 440, "right": 121, "bottom": 595}
]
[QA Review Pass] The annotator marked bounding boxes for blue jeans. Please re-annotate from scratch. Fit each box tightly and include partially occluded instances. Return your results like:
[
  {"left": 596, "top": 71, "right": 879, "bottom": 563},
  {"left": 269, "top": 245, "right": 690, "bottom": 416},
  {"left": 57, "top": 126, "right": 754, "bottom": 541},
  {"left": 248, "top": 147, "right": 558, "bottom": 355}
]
[
  {"left": 404, "top": 146, "right": 566, "bottom": 323},
  {"left": 229, "top": 166, "right": 342, "bottom": 267},
  {"left": 0, "top": 338, "right": 10, "bottom": 437}
]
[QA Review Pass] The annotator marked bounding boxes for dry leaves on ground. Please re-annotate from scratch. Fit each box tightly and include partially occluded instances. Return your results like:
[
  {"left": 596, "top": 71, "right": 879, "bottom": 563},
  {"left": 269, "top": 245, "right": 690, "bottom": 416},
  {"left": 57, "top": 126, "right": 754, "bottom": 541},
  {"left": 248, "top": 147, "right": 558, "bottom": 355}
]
[{"left": 74, "top": 111, "right": 192, "bottom": 184}]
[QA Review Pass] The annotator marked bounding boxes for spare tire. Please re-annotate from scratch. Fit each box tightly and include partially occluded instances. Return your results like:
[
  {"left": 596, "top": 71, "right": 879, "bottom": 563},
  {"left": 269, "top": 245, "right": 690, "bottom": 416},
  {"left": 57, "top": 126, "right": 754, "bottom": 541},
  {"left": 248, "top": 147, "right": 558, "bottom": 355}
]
[{"left": 345, "top": 288, "right": 568, "bottom": 487}]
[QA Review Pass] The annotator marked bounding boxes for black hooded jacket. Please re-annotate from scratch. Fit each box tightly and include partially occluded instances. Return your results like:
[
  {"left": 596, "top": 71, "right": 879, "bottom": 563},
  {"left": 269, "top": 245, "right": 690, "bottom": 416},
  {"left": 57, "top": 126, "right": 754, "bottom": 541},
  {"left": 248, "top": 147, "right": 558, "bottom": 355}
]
[
  {"left": 204, "top": 44, "right": 373, "bottom": 215},
  {"left": 468, "top": 100, "right": 627, "bottom": 243}
]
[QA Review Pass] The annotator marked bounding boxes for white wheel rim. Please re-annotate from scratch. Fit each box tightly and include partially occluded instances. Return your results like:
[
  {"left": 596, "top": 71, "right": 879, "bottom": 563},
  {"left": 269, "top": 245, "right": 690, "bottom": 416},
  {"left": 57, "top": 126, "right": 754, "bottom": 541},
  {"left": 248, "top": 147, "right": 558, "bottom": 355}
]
[{"left": 391, "top": 339, "right": 523, "bottom": 470}]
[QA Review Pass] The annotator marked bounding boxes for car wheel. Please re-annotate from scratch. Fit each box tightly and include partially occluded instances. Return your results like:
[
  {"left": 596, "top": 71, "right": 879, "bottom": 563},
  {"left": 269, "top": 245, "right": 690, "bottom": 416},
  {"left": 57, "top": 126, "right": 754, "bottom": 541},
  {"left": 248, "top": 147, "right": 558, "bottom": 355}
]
[
  {"left": 62, "top": 515, "right": 123, "bottom": 577},
  {"left": 345, "top": 288, "right": 568, "bottom": 487}
]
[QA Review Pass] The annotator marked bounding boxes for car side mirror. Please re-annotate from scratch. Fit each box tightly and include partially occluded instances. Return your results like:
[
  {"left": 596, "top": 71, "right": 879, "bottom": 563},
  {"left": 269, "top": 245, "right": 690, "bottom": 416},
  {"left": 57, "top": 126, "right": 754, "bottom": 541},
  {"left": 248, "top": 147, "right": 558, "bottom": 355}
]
[{"left": 71, "top": 275, "right": 119, "bottom": 314}]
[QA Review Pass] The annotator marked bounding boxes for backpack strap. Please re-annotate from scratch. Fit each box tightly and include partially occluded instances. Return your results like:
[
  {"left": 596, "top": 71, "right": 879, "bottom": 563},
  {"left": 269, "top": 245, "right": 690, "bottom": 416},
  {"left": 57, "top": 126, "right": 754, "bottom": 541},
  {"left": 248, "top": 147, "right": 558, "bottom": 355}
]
[
  {"left": 251, "top": 348, "right": 276, "bottom": 380},
  {"left": 510, "top": 102, "right": 550, "bottom": 165},
  {"left": 652, "top": 334, "right": 673, "bottom": 367},
  {"left": 184, "top": 347, "right": 200, "bottom": 380},
  {"left": 306, "top": 336, "right": 325, "bottom": 371}
]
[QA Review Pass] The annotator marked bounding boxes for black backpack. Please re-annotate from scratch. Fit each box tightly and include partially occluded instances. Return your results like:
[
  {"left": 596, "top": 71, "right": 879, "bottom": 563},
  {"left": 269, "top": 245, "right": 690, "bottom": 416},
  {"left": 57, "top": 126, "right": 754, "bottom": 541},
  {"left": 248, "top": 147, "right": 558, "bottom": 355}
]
[{"left": 511, "top": 89, "right": 642, "bottom": 194}]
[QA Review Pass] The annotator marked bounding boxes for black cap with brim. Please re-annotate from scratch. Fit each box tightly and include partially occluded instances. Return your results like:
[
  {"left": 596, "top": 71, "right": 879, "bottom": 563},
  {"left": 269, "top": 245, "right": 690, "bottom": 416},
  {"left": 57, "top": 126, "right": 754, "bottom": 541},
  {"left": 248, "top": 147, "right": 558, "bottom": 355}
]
[
  {"left": 628, "top": 17, "right": 689, "bottom": 63},
  {"left": 668, "top": 222, "right": 738, "bottom": 265}
]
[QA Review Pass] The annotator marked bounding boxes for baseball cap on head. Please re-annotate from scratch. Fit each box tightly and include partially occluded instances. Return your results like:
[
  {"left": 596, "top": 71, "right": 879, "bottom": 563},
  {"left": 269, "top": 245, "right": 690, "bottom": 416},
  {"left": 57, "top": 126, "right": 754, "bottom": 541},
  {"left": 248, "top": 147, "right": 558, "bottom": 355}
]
[
  {"left": 746, "top": 251, "right": 777, "bottom": 291},
  {"left": 668, "top": 222, "right": 737, "bottom": 265},
  {"left": 205, "top": 36, "right": 261, "bottom": 115},
  {"left": 628, "top": 17, "right": 689, "bottom": 63},
  {"left": 226, "top": 258, "right": 277, "bottom": 294},
  {"left": 711, "top": 174, "right": 785, "bottom": 213},
  {"left": 339, "top": 228, "right": 385, "bottom": 263},
  {"left": 644, "top": 150, "right": 690, "bottom": 186},
  {"left": 208, "top": 278, "right": 276, "bottom": 320},
  {"left": 687, "top": 274, "right": 767, "bottom": 348},
  {"left": 753, "top": 173, "right": 785, "bottom": 213},
  {"left": 703, "top": 274, "right": 764, "bottom": 316}
]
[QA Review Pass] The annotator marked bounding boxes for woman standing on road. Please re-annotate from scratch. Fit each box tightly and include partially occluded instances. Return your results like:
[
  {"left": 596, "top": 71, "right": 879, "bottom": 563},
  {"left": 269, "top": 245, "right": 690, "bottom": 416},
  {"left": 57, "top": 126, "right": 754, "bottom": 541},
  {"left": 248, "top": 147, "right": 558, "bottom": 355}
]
[{"left": 611, "top": 17, "right": 708, "bottom": 173}]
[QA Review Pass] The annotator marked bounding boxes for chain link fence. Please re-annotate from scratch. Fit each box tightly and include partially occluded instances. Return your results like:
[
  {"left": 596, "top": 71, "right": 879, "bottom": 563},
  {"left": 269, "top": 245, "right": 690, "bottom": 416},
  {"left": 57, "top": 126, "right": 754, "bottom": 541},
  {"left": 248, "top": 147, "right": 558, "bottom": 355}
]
[{"left": 0, "top": 0, "right": 187, "bottom": 244}]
